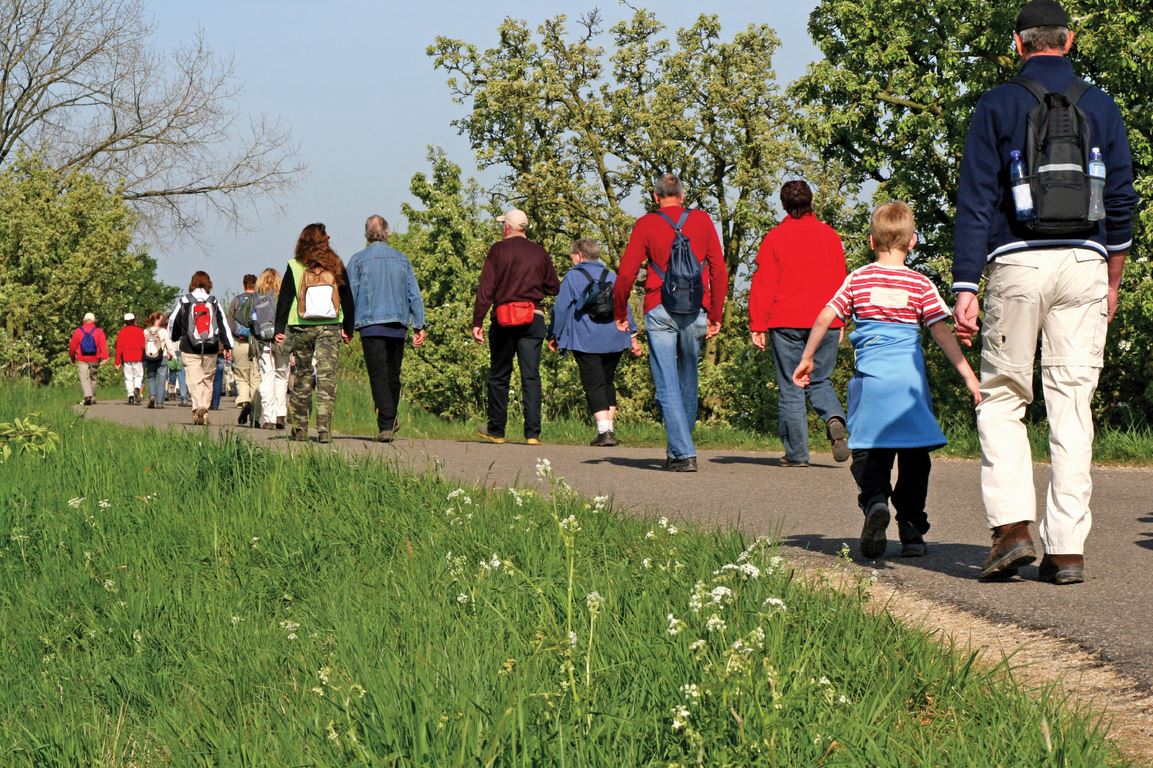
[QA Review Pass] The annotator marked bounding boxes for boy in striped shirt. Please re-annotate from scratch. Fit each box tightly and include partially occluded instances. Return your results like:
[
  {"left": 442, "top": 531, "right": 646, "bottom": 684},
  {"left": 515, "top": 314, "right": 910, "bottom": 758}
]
[{"left": 794, "top": 202, "right": 981, "bottom": 559}]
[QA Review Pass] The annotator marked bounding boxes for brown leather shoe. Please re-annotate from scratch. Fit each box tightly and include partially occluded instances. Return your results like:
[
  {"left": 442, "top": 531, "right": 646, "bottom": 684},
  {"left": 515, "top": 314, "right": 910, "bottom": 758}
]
[
  {"left": 979, "top": 521, "right": 1036, "bottom": 580},
  {"left": 1038, "top": 554, "right": 1085, "bottom": 585}
]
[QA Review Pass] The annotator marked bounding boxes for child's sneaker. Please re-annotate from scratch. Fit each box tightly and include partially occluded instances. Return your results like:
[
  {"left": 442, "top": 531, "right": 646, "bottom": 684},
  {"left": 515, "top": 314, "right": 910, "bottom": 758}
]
[
  {"left": 897, "top": 521, "right": 928, "bottom": 557},
  {"left": 859, "top": 500, "right": 890, "bottom": 559}
]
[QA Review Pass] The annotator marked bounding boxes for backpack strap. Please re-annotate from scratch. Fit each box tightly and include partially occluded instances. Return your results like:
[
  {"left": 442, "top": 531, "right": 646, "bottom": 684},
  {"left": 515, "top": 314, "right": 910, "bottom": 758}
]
[
  {"left": 650, "top": 210, "right": 689, "bottom": 279},
  {"left": 1012, "top": 75, "right": 1091, "bottom": 106},
  {"left": 571, "top": 264, "right": 609, "bottom": 286}
]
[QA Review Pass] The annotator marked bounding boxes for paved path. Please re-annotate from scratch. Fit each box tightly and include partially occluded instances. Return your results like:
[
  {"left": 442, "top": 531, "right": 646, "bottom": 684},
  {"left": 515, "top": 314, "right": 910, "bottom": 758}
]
[{"left": 89, "top": 401, "right": 1153, "bottom": 690}]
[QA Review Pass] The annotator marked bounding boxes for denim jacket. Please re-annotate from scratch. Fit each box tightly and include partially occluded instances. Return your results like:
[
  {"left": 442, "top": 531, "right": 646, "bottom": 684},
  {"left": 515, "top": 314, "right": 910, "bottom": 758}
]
[{"left": 346, "top": 242, "right": 426, "bottom": 330}]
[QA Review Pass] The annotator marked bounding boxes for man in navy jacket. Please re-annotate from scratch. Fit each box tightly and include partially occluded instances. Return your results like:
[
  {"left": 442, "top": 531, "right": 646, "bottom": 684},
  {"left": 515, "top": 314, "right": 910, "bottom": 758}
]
[{"left": 952, "top": 0, "right": 1139, "bottom": 585}]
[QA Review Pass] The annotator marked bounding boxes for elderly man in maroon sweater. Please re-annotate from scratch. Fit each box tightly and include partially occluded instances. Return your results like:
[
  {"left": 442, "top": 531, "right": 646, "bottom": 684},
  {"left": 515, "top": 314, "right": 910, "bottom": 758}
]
[
  {"left": 471, "top": 208, "right": 560, "bottom": 444},
  {"left": 749, "top": 180, "right": 849, "bottom": 467},
  {"left": 614, "top": 173, "right": 728, "bottom": 471}
]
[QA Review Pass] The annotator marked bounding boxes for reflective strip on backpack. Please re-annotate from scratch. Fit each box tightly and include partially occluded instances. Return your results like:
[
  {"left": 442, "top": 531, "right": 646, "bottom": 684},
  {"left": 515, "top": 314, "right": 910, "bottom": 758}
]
[{"left": 1038, "top": 163, "right": 1084, "bottom": 173}]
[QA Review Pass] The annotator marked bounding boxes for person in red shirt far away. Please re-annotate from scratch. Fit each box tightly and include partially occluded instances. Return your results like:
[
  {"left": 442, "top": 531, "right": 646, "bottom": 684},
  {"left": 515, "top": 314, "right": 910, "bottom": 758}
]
[
  {"left": 613, "top": 173, "right": 728, "bottom": 472},
  {"left": 114, "top": 312, "right": 146, "bottom": 404},
  {"left": 749, "top": 180, "right": 849, "bottom": 467},
  {"left": 68, "top": 311, "right": 110, "bottom": 406}
]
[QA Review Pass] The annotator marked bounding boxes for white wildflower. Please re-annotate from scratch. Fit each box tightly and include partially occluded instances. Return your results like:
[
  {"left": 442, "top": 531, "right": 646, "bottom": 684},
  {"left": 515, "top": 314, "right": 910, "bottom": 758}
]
[
  {"left": 667, "top": 526, "right": 678, "bottom": 535},
  {"left": 318, "top": 666, "right": 331, "bottom": 685},
  {"left": 688, "top": 639, "right": 707, "bottom": 652},
  {"left": 569, "top": 631, "right": 578, "bottom": 648},
  {"left": 279, "top": 619, "right": 300, "bottom": 632},
  {"left": 558, "top": 515, "right": 581, "bottom": 533},
  {"left": 482, "top": 554, "right": 502, "bottom": 572},
  {"left": 592, "top": 495, "right": 609, "bottom": 512},
  {"left": 763, "top": 597, "right": 787, "bottom": 611},
  {"left": 586, "top": 591, "right": 605, "bottom": 613},
  {"left": 642, "top": 557, "right": 652, "bottom": 569},
  {"left": 671, "top": 705, "right": 691, "bottom": 732},
  {"left": 286, "top": 633, "right": 298, "bottom": 641},
  {"left": 98, "top": 499, "right": 111, "bottom": 509},
  {"left": 456, "top": 593, "right": 472, "bottom": 605},
  {"left": 447, "top": 488, "right": 469, "bottom": 501},
  {"left": 709, "top": 586, "right": 733, "bottom": 606},
  {"left": 1118, "top": 339, "right": 1133, "bottom": 352},
  {"left": 667, "top": 613, "right": 686, "bottom": 636},
  {"left": 68, "top": 497, "right": 85, "bottom": 508},
  {"left": 688, "top": 581, "right": 707, "bottom": 614},
  {"left": 231, "top": 615, "right": 241, "bottom": 625},
  {"left": 705, "top": 615, "right": 727, "bottom": 633},
  {"left": 739, "top": 562, "right": 761, "bottom": 579},
  {"left": 103, "top": 579, "right": 117, "bottom": 592},
  {"left": 681, "top": 683, "right": 701, "bottom": 700},
  {"left": 535, "top": 457, "right": 552, "bottom": 480},
  {"left": 658, "top": 516, "right": 670, "bottom": 529},
  {"left": 132, "top": 629, "right": 142, "bottom": 643},
  {"left": 326, "top": 720, "right": 339, "bottom": 742},
  {"left": 311, "top": 687, "right": 325, "bottom": 696},
  {"left": 644, "top": 530, "right": 656, "bottom": 540}
]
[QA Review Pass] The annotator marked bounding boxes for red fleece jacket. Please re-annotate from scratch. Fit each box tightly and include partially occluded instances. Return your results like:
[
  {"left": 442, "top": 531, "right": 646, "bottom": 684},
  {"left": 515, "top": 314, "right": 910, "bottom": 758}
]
[
  {"left": 748, "top": 213, "right": 846, "bottom": 331},
  {"left": 114, "top": 324, "right": 146, "bottom": 364}
]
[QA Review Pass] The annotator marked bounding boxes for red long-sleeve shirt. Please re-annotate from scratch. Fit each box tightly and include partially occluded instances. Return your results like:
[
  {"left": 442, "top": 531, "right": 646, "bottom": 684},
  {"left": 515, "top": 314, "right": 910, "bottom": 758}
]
[
  {"left": 68, "top": 323, "right": 109, "bottom": 363},
  {"left": 748, "top": 213, "right": 846, "bottom": 331},
  {"left": 114, "top": 324, "right": 146, "bottom": 364},
  {"left": 614, "top": 206, "right": 728, "bottom": 324}
]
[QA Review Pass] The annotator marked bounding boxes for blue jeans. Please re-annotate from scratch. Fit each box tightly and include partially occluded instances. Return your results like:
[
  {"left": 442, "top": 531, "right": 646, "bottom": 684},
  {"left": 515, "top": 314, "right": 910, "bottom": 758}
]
[
  {"left": 211, "top": 355, "right": 225, "bottom": 409},
  {"left": 771, "top": 328, "right": 846, "bottom": 463},
  {"left": 645, "top": 305, "right": 707, "bottom": 459}
]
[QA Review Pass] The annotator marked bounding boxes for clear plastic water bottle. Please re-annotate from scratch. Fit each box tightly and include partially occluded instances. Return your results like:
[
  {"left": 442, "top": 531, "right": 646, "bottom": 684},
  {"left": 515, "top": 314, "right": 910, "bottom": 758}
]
[
  {"left": 1009, "top": 150, "right": 1035, "bottom": 221},
  {"left": 1088, "top": 146, "right": 1106, "bottom": 221}
]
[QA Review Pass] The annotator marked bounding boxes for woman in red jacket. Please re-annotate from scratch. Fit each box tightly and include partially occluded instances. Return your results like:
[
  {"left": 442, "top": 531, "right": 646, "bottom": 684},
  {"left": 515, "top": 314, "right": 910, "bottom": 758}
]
[{"left": 748, "top": 180, "right": 849, "bottom": 467}]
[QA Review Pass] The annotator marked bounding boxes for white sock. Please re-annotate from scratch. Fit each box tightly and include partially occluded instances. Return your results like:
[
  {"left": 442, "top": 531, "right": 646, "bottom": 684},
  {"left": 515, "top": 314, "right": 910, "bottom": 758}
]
[{"left": 596, "top": 419, "right": 613, "bottom": 434}]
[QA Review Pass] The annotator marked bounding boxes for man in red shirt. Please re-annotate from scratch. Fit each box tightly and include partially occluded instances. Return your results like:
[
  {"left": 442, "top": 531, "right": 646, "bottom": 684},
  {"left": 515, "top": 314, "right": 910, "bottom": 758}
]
[
  {"left": 471, "top": 208, "right": 560, "bottom": 445},
  {"left": 68, "top": 311, "right": 110, "bottom": 406},
  {"left": 614, "top": 173, "right": 727, "bottom": 471},
  {"left": 114, "top": 312, "right": 147, "bottom": 404},
  {"left": 749, "top": 180, "right": 849, "bottom": 466}
]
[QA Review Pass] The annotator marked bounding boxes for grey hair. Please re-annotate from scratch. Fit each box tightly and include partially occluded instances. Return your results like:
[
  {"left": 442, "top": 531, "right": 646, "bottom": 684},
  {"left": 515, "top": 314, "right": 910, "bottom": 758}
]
[
  {"left": 1019, "top": 25, "right": 1069, "bottom": 54},
  {"left": 365, "top": 215, "right": 390, "bottom": 242},
  {"left": 571, "top": 238, "right": 601, "bottom": 261},
  {"left": 654, "top": 173, "right": 685, "bottom": 199}
]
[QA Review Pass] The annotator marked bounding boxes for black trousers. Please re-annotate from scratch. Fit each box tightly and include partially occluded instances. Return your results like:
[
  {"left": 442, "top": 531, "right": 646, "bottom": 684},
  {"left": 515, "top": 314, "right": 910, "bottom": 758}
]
[
  {"left": 362, "top": 336, "right": 406, "bottom": 431},
  {"left": 487, "top": 315, "right": 545, "bottom": 439},
  {"left": 573, "top": 350, "right": 624, "bottom": 415},
  {"left": 849, "top": 448, "right": 931, "bottom": 535}
]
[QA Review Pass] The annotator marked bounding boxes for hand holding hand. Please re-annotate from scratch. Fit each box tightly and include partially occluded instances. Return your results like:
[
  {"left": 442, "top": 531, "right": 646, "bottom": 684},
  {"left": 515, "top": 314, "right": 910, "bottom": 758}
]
[
  {"left": 615, "top": 319, "right": 629, "bottom": 333},
  {"left": 953, "top": 292, "right": 980, "bottom": 348}
]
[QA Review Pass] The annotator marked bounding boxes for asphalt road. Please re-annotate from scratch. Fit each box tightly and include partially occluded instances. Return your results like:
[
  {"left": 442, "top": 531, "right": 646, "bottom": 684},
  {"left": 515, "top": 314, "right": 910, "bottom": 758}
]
[{"left": 89, "top": 400, "right": 1153, "bottom": 691}]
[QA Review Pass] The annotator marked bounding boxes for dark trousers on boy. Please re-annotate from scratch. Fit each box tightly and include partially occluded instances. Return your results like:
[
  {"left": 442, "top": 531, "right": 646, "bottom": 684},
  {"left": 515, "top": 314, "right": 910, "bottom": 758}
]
[{"left": 850, "top": 448, "right": 931, "bottom": 540}]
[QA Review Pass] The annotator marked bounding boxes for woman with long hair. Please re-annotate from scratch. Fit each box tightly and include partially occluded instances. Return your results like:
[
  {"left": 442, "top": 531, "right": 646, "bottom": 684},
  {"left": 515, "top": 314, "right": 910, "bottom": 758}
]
[
  {"left": 253, "top": 268, "right": 291, "bottom": 429},
  {"left": 168, "top": 271, "right": 234, "bottom": 425},
  {"left": 274, "top": 223, "right": 355, "bottom": 443},
  {"left": 142, "top": 311, "right": 178, "bottom": 408}
]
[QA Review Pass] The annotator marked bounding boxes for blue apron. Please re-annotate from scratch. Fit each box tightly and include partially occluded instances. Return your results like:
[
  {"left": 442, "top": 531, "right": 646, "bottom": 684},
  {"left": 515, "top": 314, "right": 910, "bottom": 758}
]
[{"left": 846, "top": 319, "right": 946, "bottom": 450}]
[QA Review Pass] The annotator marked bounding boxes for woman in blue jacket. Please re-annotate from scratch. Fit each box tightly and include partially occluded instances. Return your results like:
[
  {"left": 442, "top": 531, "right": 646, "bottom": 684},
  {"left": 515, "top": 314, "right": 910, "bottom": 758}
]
[{"left": 549, "top": 239, "right": 643, "bottom": 446}]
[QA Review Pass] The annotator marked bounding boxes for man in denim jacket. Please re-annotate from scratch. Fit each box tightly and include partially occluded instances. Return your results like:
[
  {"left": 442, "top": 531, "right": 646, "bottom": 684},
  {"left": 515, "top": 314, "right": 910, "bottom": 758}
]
[{"left": 347, "top": 215, "right": 427, "bottom": 442}]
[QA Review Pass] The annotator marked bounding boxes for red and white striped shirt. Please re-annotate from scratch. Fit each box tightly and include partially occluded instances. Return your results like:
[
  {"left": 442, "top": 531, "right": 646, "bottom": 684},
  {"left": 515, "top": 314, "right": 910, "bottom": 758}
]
[{"left": 827, "top": 263, "right": 949, "bottom": 326}]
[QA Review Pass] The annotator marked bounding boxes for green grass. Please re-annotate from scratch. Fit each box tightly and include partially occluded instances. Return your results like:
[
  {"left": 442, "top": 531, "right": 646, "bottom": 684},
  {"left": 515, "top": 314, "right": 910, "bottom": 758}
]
[{"left": 0, "top": 382, "right": 1132, "bottom": 765}]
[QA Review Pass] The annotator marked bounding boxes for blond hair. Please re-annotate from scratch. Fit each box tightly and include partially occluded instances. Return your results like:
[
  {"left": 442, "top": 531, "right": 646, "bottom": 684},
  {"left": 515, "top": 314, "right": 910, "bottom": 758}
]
[
  {"left": 870, "top": 201, "right": 916, "bottom": 252},
  {"left": 255, "top": 267, "right": 281, "bottom": 295}
]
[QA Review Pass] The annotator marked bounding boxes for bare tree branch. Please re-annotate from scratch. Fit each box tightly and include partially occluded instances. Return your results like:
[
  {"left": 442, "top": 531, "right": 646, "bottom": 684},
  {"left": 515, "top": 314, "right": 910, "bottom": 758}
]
[{"left": 0, "top": 0, "right": 303, "bottom": 238}]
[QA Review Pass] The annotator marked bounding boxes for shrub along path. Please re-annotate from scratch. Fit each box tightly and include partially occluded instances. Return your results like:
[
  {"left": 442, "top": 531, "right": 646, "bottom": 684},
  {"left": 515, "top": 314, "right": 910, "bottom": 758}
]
[{"left": 92, "top": 402, "right": 1153, "bottom": 712}]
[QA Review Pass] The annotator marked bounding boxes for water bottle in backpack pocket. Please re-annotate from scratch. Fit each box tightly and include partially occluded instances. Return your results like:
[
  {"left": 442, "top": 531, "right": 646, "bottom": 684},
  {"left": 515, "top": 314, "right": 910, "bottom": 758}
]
[{"left": 650, "top": 211, "right": 705, "bottom": 315}]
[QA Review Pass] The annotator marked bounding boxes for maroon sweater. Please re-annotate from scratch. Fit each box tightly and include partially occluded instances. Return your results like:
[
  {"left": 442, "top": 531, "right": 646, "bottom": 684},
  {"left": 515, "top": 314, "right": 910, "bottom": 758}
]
[{"left": 472, "top": 236, "right": 560, "bottom": 327}]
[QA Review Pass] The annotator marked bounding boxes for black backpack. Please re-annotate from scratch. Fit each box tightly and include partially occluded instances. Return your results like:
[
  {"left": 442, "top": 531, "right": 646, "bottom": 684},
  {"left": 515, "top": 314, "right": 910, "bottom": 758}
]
[
  {"left": 1014, "top": 76, "right": 1095, "bottom": 235},
  {"left": 650, "top": 211, "right": 705, "bottom": 315},
  {"left": 572, "top": 264, "right": 615, "bottom": 323}
]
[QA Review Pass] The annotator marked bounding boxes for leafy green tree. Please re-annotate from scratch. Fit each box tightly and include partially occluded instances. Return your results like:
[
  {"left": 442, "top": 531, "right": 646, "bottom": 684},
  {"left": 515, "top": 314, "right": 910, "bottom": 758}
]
[
  {"left": 793, "top": 0, "right": 1152, "bottom": 424},
  {"left": 429, "top": 9, "right": 794, "bottom": 297},
  {"left": 0, "top": 157, "right": 177, "bottom": 381}
]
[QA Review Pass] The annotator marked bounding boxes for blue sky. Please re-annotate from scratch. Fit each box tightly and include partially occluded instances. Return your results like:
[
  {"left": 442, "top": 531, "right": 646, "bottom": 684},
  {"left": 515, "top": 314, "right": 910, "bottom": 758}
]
[{"left": 148, "top": 1, "right": 821, "bottom": 294}]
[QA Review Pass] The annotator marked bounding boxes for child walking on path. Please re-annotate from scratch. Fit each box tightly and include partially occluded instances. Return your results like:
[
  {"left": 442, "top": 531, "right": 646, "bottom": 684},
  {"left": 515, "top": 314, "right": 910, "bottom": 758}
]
[{"left": 794, "top": 202, "right": 981, "bottom": 559}]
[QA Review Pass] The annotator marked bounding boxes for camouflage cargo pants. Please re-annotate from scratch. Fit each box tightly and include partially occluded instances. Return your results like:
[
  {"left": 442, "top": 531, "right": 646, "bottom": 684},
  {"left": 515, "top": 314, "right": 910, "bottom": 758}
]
[{"left": 287, "top": 324, "right": 342, "bottom": 436}]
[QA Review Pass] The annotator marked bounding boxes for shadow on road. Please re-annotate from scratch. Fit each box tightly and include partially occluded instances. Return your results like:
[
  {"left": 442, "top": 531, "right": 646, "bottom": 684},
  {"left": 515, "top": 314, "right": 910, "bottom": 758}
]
[
  {"left": 710, "top": 455, "right": 841, "bottom": 469},
  {"left": 582, "top": 456, "right": 669, "bottom": 472},
  {"left": 780, "top": 532, "right": 1035, "bottom": 582}
]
